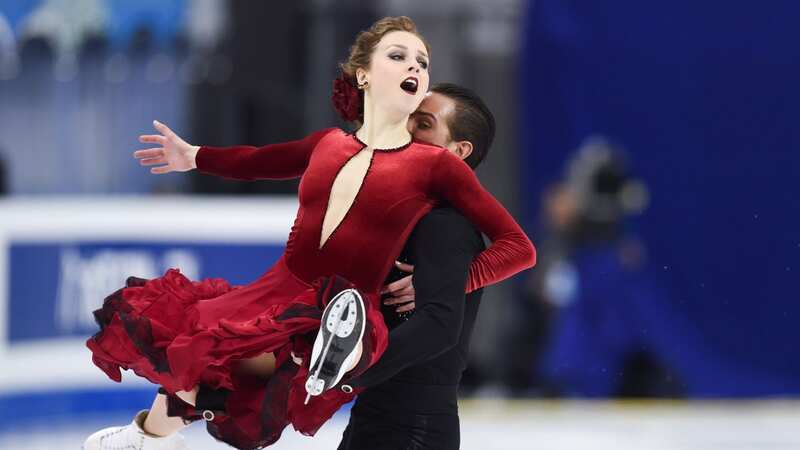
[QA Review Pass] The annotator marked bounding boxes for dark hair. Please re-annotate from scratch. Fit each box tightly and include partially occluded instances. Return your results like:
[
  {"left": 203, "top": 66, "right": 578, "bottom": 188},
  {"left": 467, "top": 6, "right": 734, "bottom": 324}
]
[{"left": 430, "top": 83, "right": 495, "bottom": 169}]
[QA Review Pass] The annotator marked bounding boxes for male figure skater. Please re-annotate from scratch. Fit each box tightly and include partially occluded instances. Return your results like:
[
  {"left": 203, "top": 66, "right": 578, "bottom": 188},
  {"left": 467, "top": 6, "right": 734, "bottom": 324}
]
[{"left": 337, "top": 83, "right": 497, "bottom": 450}]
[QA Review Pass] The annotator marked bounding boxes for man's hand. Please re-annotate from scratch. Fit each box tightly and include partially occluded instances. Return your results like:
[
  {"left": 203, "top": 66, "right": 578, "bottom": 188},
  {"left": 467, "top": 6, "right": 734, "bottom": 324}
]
[{"left": 382, "top": 261, "right": 416, "bottom": 313}]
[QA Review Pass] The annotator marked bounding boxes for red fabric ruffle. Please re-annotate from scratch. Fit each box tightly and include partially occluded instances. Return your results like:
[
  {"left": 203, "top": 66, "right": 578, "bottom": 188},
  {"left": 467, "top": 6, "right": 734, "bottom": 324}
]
[{"left": 86, "top": 258, "right": 388, "bottom": 449}]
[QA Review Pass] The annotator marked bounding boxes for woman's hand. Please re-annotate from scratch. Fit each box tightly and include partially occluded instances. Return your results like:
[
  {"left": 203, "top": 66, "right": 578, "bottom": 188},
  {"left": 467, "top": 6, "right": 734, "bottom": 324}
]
[{"left": 134, "top": 120, "right": 200, "bottom": 174}]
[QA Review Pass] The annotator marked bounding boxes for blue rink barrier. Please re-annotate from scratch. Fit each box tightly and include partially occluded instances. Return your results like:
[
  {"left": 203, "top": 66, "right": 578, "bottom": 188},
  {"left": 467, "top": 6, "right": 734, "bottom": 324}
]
[
  {"left": 0, "top": 197, "right": 300, "bottom": 422},
  {"left": 8, "top": 241, "right": 283, "bottom": 343},
  {"left": 0, "top": 387, "right": 157, "bottom": 432}
]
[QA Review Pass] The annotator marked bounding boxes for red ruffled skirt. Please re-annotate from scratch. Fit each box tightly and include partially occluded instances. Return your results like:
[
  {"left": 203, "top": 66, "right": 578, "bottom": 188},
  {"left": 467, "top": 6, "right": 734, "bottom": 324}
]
[{"left": 86, "top": 256, "right": 387, "bottom": 449}]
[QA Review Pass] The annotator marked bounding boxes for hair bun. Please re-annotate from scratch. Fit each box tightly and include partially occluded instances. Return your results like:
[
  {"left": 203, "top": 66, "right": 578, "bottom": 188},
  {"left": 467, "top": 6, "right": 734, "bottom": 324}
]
[{"left": 331, "top": 72, "right": 362, "bottom": 122}]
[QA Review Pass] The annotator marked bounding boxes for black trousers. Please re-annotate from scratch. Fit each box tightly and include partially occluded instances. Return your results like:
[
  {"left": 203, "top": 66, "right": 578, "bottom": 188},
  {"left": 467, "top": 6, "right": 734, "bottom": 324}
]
[{"left": 337, "top": 381, "right": 461, "bottom": 450}]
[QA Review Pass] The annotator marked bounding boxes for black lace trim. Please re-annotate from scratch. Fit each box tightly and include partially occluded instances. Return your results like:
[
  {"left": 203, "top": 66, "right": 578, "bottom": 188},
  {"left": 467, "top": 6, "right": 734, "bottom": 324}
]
[{"left": 347, "top": 131, "right": 414, "bottom": 153}]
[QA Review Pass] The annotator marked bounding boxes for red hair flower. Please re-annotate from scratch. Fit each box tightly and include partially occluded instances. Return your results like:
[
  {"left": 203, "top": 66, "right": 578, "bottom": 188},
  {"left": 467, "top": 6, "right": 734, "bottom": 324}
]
[{"left": 332, "top": 73, "right": 362, "bottom": 122}]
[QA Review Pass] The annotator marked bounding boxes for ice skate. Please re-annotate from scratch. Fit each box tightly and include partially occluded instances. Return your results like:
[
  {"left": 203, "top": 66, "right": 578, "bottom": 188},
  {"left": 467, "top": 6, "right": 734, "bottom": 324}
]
[
  {"left": 305, "top": 288, "right": 365, "bottom": 403},
  {"left": 83, "top": 410, "right": 188, "bottom": 450}
]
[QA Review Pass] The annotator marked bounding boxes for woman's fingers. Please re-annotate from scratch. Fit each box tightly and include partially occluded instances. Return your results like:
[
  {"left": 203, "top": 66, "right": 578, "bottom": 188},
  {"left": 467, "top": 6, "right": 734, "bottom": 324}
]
[
  {"left": 139, "top": 157, "right": 166, "bottom": 167},
  {"left": 150, "top": 165, "right": 173, "bottom": 175},
  {"left": 139, "top": 134, "right": 165, "bottom": 145},
  {"left": 137, "top": 122, "right": 181, "bottom": 175},
  {"left": 395, "top": 302, "right": 416, "bottom": 313},
  {"left": 133, "top": 148, "right": 164, "bottom": 159},
  {"left": 153, "top": 120, "right": 175, "bottom": 138}
]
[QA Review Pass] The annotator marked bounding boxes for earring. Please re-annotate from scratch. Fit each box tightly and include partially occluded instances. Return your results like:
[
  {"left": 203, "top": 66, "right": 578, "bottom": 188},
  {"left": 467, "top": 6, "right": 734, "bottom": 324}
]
[{"left": 357, "top": 80, "right": 369, "bottom": 90}]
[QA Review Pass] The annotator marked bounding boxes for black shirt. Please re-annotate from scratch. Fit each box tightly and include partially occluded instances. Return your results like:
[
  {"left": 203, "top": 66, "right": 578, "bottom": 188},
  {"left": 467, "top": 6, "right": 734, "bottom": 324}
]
[{"left": 347, "top": 207, "right": 485, "bottom": 410}]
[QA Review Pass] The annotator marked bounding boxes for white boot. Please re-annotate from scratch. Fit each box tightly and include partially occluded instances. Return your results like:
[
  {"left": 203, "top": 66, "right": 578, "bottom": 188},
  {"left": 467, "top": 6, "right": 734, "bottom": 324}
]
[
  {"left": 305, "top": 288, "right": 365, "bottom": 403},
  {"left": 83, "top": 410, "right": 188, "bottom": 450}
]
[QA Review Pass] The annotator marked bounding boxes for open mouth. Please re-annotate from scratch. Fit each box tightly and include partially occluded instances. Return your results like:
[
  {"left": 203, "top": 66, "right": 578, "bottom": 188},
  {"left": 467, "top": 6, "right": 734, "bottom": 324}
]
[{"left": 400, "top": 77, "right": 418, "bottom": 94}]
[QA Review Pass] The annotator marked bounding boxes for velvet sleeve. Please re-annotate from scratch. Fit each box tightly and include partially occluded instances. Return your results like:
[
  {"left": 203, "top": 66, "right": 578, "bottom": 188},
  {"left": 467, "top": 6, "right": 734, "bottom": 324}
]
[
  {"left": 429, "top": 150, "right": 537, "bottom": 292},
  {"left": 194, "top": 128, "right": 336, "bottom": 180}
]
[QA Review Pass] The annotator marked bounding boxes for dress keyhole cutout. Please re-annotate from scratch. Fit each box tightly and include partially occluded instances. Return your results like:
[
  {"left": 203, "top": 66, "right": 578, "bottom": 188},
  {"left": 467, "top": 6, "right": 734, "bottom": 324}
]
[{"left": 319, "top": 148, "right": 374, "bottom": 248}]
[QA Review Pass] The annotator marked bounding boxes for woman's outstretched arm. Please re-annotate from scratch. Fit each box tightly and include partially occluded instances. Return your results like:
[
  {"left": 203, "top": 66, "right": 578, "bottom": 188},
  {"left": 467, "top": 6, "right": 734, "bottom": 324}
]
[
  {"left": 429, "top": 150, "right": 537, "bottom": 293},
  {"left": 135, "top": 121, "right": 335, "bottom": 180}
]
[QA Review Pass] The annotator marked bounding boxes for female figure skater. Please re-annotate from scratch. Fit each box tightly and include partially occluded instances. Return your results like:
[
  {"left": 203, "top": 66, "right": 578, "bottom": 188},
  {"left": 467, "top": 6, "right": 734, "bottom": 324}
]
[{"left": 85, "top": 16, "right": 535, "bottom": 450}]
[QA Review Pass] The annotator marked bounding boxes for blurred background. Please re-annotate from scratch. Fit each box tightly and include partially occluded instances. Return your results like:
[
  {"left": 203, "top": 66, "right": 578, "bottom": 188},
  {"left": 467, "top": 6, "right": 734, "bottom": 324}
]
[{"left": 1, "top": 1, "right": 799, "bottom": 449}]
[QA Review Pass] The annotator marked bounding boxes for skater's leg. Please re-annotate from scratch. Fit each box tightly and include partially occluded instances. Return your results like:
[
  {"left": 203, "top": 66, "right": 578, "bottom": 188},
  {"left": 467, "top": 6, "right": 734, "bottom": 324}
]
[
  {"left": 240, "top": 352, "right": 277, "bottom": 377},
  {"left": 140, "top": 353, "right": 277, "bottom": 434},
  {"left": 143, "top": 393, "right": 188, "bottom": 437},
  {"left": 174, "top": 386, "right": 199, "bottom": 406},
  {"left": 84, "top": 397, "right": 189, "bottom": 449},
  {"left": 140, "top": 353, "right": 277, "bottom": 437},
  {"left": 156, "top": 352, "right": 278, "bottom": 410}
]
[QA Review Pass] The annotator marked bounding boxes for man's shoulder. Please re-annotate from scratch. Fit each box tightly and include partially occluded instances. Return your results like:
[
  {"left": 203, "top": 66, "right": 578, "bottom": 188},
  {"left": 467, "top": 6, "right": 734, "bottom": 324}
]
[
  {"left": 418, "top": 207, "right": 474, "bottom": 231},
  {"left": 414, "top": 207, "right": 483, "bottom": 249}
]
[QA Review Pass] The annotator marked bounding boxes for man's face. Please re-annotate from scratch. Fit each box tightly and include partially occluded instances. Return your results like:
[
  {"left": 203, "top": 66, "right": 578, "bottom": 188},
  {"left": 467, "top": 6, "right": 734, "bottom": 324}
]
[{"left": 408, "top": 92, "right": 457, "bottom": 150}]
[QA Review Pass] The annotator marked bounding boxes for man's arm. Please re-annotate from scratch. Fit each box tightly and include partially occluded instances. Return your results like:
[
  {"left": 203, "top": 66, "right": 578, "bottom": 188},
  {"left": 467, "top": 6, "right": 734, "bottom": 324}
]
[{"left": 348, "top": 209, "right": 482, "bottom": 388}]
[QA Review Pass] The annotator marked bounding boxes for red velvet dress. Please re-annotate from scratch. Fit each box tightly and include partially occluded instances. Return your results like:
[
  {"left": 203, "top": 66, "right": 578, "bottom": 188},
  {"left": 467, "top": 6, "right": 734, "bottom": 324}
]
[{"left": 87, "top": 128, "right": 535, "bottom": 449}]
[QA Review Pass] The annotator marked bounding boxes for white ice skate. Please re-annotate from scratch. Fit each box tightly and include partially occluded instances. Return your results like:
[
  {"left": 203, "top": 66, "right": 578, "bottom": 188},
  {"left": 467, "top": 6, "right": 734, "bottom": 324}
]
[
  {"left": 83, "top": 410, "right": 188, "bottom": 450},
  {"left": 305, "top": 288, "right": 365, "bottom": 403}
]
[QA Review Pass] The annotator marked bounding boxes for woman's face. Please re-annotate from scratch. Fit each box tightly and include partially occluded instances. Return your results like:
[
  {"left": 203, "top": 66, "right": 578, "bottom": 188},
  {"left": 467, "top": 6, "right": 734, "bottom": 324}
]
[{"left": 360, "top": 31, "right": 430, "bottom": 118}]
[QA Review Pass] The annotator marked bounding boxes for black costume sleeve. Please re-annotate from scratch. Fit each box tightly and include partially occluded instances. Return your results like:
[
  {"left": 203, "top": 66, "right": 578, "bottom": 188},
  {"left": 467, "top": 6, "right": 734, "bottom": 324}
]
[{"left": 348, "top": 209, "right": 482, "bottom": 388}]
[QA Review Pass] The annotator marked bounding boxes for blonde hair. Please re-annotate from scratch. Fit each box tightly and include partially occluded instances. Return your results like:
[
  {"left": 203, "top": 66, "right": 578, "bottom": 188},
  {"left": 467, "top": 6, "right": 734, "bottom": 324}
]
[{"left": 340, "top": 16, "right": 430, "bottom": 80}]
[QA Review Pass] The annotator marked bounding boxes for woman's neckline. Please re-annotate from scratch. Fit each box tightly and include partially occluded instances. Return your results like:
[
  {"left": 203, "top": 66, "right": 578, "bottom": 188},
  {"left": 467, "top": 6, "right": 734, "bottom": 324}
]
[{"left": 346, "top": 130, "right": 414, "bottom": 153}]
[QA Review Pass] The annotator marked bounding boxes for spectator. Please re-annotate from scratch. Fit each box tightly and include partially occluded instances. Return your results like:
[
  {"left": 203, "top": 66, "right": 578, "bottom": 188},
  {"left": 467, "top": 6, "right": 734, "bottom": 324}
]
[
  {"left": 0, "top": 13, "right": 19, "bottom": 80},
  {"left": 507, "top": 137, "right": 684, "bottom": 397},
  {"left": 0, "top": 152, "right": 8, "bottom": 194}
]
